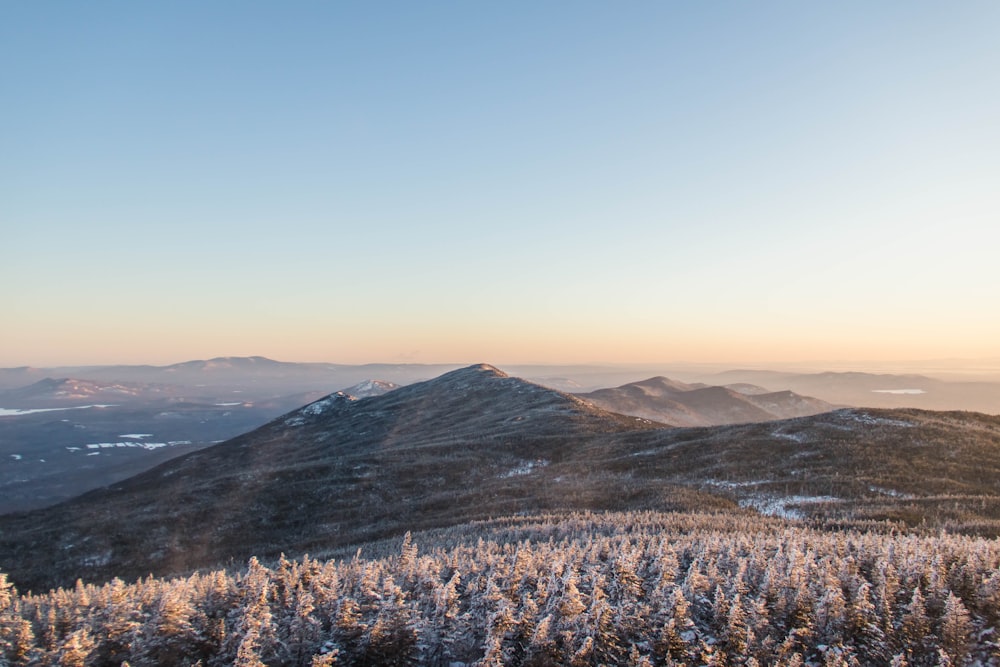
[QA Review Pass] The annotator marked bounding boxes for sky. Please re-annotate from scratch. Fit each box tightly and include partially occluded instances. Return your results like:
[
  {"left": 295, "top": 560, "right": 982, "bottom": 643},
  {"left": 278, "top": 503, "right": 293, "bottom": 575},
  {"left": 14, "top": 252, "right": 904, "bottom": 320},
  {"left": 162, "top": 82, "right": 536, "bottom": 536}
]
[{"left": 3, "top": 1, "right": 999, "bottom": 368}]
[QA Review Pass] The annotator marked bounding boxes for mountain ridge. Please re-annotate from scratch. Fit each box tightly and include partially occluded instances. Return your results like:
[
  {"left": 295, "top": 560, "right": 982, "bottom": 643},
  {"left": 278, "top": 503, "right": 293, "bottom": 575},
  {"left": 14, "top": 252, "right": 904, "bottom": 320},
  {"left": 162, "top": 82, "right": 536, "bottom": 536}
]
[
  {"left": 576, "top": 375, "right": 834, "bottom": 426},
  {"left": 3, "top": 364, "right": 1000, "bottom": 592}
]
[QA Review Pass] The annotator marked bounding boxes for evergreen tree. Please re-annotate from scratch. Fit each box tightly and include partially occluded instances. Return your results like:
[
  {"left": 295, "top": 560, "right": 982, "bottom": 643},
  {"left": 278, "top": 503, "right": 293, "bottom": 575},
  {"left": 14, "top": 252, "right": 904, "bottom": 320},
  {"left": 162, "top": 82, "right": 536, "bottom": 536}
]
[
  {"left": 938, "top": 592, "right": 971, "bottom": 664},
  {"left": 58, "top": 628, "right": 95, "bottom": 667},
  {"left": 899, "top": 586, "right": 932, "bottom": 663},
  {"left": 0, "top": 573, "right": 34, "bottom": 665},
  {"left": 846, "top": 581, "right": 888, "bottom": 664}
]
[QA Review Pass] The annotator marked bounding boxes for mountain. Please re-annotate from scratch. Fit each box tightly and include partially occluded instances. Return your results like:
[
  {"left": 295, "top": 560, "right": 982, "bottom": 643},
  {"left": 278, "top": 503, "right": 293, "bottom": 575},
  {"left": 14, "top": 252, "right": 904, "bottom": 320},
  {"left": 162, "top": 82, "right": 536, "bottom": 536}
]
[
  {"left": 742, "top": 389, "right": 836, "bottom": 418},
  {"left": 707, "top": 369, "right": 1000, "bottom": 413},
  {"left": 339, "top": 379, "right": 400, "bottom": 398},
  {"left": 0, "top": 364, "right": 663, "bottom": 589},
  {"left": 575, "top": 376, "right": 834, "bottom": 426},
  {"left": 0, "top": 357, "right": 464, "bottom": 396},
  {"left": 0, "top": 366, "right": 48, "bottom": 391},
  {"left": 0, "top": 377, "right": 180, "bottom": 408},
  {"left": 7, "top": 357, "right": 1000, "bottom": 412},
  {"left": 3, "top": 364, "right": 1000, "bottom": 593},
  {"left": 723, "top": 382, "right": 772, "bottom": 395}
]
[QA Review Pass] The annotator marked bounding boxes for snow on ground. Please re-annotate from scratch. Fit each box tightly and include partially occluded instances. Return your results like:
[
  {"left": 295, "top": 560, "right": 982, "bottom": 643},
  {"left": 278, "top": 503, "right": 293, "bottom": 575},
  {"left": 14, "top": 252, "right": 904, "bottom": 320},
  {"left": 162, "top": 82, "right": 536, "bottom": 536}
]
[
  {"left": 215, "top": 402, "right": 244, "bottom": 406},
  {"left": 872, "top": 389, "right": 926, "bottom": 395},
  {"left": 740, "top": 494, "right": 839, "bottom": 520},
  {"left": 0, "top": 404, "right": 117, "bottom": 417},
  {"left": 500, "top": 459, "right": 550, "bottom": 478},
  {"left": 303, "top": 392, "right": 353, "bottom": 415},
  {"left": 869, "top": 485, "right": 915, "bottom": 499},
  {"left": 705, "top": 478, "right": 773, "bottom": 489},
  {"left": 75, "top": 440, "right": 191, "bottom": 452},
  {"left": 9, "top": 454, "right": 22, "bottom": 460},
  {"left": 771, "top": 429, "right": 808, "bottom": 443},
  {"left": 839, "top": 410, "right": 914, "bottom": 427},
  {"left": 118, "top": 433, "right": 153, "bottom": 439},
  {"left": 630, "top": 449, "right": 658, "bottom": 457},
  {"left": 287, "top": 393, "right": 355, "bottom": 425}
]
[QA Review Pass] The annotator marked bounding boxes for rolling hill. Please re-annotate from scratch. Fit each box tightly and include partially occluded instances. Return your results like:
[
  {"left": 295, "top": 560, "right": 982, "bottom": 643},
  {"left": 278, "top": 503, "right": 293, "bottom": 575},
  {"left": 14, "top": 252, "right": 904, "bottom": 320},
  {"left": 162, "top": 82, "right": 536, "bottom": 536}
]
[
  {"left": 575, "top": 376, "right": 835, "bottom": 426},
  {"left": 707, "top": 369, "right": 1000, "bottom": 413}
]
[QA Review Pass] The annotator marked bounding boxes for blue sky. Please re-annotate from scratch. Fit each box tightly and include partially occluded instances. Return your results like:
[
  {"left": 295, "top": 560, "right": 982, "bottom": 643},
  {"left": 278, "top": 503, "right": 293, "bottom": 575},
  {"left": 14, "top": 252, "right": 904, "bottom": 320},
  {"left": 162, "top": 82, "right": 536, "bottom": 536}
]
[{"left": 3, "top": 2, "right": 999, "bottom": 366}]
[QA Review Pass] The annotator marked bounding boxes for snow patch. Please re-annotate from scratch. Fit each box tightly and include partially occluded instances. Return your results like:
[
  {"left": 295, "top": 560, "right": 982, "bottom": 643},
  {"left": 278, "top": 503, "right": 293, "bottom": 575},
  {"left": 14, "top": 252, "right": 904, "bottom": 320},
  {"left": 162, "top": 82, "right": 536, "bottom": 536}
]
[
  {"left": 10, "top": 454, "right": 22, "bottom": 460},
  {"left": 869, "top": 485, "right": 915, "bottom": 499},
  {"left": 82, "top": 551, "right": 112, "bottom": 567},
  {"left": 840, "top": 410, "right": 914, "bottom": 427},
  {"left": 872, "top": 389, "right": 926, "bottom": 395},
  {"left": 81, "top": 441, "right": 184, "bottom": 451},
  {"left": 740, "top": 494, "right": 839, "bottom": 519},
  {"left": 303, "top": 392, "right": 353, "bottom": 415},
  {"left": 500, "top": 459, "right": 549, "bottom": 478},
  {"left": 706, "top": 479, "right": 773, "bottom": 489},
  {"left": 118, "top": 433, "right": 153, "bottom": 439},
  {"left": 630, "top": 449, "right": 658, "bottom": 457},
  {"left": 342, "top": 379, "right": 399, "bottom": 398},
  {"left": 0, "top": 404, "right": 117, "bottom": 417},
  {"left": 287, "top": 393, "right": 355, "bottom": 425}
]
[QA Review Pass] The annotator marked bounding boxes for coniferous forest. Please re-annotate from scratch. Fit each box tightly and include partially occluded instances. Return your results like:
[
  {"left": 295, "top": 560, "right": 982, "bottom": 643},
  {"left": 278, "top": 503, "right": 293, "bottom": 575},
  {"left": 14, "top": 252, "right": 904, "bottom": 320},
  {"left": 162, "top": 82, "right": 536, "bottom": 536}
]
[{"left": 4, "top": 511, "right": 1000, "bottom": 666}]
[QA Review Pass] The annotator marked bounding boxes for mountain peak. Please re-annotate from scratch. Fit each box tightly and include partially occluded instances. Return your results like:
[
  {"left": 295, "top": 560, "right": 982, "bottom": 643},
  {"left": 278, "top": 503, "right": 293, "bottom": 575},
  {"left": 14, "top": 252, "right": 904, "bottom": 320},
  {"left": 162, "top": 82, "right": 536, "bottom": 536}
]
[
  {"left": 340, "top": 379, "right": 400, "bottom": 399},
  {"left": 440, "top": 363, "right": 509, "bottom": 380}
]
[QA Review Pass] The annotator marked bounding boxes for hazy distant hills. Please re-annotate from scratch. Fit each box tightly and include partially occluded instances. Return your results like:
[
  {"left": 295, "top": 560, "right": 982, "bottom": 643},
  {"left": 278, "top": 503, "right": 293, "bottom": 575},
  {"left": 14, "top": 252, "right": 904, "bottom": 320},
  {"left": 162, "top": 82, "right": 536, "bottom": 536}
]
[
  {"left": 3, "top": 364, "right": 1000, "bottom": 591},
  {"left": 0, "top": 377, "right": 214, "bottom": 408},
  {"left": 576, "top": 376, "right": 835, "bottom": 426},
  {"left": 0, "top": 357, "right": 463, "bottom": 395},
  {"left": 1, "top": 377, "right": 143, "bottom": 405},
  {"left": 0, "top": 374, "right": 333, "bottom": 513},
  {"left": 5, "top": 356, "right": 1000, "bottom": 412},
  {"left": 708, "top": 369, "right": 1000, "bottom": 413},
  {"left": 0, "top": 370, "right": 398, "bottom": 513}
]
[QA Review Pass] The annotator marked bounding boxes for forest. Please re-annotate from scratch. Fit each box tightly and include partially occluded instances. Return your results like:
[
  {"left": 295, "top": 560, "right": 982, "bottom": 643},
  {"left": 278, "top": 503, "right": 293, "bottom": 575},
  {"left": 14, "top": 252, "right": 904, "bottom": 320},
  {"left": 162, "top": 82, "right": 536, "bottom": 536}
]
[{"left": 3, "top": 510, "right": 1000, "bottom": 666}]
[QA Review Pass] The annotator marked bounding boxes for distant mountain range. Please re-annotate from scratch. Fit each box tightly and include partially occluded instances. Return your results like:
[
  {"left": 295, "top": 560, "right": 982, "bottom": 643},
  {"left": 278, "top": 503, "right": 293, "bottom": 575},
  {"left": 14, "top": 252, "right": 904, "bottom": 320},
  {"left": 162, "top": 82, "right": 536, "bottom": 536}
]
[
  {"left": 3, "top": 363, "right": 999, "bottom": 592},
  {"left": 704, "top": 369, "right": 1000, "bottom": 413},
  {"left": 3, "top": 356, "right": 999, "bottom": 517},
  {"left": 5, "top": 356, "right": 999, "bottom": 412},
  {"left": 575, "top": 376, "right": 835, "bottom": 426},
  {"left": 0, "top": 357, "right": 460, "bottom": 396}
]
